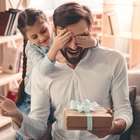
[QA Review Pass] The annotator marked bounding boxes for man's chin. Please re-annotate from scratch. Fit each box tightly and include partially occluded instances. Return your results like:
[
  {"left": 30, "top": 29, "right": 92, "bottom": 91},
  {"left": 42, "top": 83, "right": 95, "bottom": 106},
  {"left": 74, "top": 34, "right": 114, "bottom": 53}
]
[{"left": 66, "top": 58, "right": 80, "bottom": 64}]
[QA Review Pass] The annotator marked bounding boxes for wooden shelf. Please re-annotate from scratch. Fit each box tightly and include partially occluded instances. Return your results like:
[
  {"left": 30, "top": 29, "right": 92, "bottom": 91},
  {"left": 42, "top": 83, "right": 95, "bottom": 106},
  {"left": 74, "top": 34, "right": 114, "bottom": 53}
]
[
  {"left": 0, "top": 70, "right": 22, "bottom": 86},
  {"left": 0, "top": 34, "right": 22, "bottom": 44},
  {"left": 99, "top": 31, "right": 131, "bottom": 39}
]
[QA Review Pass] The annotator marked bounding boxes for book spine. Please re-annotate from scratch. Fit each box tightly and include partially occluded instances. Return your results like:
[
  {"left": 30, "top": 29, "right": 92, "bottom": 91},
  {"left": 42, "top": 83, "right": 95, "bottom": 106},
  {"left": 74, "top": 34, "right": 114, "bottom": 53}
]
[
  {"left": 7, "top": 12, "right": 16, "bottom": 35},
  {"left": 108, "top": 15, "right": 113, "bottom": 35},
  {"left": 4, "top": 13, "right": 12, "bottom": 36},
  {"left": 10, "top": 12, "right": 20, "bottom": 35}
]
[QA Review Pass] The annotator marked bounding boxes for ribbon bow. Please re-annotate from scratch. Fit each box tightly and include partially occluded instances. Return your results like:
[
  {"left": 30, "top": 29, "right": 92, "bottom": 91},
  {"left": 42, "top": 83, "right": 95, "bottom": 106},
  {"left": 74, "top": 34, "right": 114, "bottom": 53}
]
[{"left": 69, "top": 99, "right": 100, "bottom": 130}]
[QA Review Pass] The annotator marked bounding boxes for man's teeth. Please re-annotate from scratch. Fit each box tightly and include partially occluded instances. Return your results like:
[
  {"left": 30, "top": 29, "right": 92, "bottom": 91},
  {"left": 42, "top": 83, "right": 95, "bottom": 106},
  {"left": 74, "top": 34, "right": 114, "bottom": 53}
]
[{"left": 68, "top": 50, "right": 78, "bottom": 54}]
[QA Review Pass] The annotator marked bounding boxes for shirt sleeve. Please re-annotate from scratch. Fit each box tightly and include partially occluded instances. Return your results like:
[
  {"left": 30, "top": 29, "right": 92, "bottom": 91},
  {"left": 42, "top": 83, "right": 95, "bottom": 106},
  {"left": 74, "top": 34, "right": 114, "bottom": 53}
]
[
  {"left": 13, "top": 69, "right": 51, "bottom": 139},
  {"left": 110, "top": 50, "right": 133, "bottom": 132},
  {"left": 25, "top": 42, "right": 55, "bottom": 75}
]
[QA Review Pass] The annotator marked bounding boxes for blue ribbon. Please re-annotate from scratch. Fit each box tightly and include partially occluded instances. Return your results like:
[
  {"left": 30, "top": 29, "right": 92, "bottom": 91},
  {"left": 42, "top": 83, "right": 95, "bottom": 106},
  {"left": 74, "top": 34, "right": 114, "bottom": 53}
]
[{"left": 69, "top": 99, "right": 100, "bottom": 130}]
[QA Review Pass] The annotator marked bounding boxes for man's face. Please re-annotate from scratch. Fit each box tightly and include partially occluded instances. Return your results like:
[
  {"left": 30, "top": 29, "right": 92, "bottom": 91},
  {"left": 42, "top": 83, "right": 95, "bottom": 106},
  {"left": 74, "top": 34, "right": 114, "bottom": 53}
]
[{"left": 56, "top": 19, "right": 89, "bottom": 66}]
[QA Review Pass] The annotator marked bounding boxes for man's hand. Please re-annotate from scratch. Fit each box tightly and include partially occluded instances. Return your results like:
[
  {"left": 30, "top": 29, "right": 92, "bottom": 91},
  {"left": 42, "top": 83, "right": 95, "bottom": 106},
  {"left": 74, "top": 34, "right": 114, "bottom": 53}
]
[
  {"left": 0, "top": 94, "right": 18, "bottom": 117},
  {"left": 0, "top": 94, "right": 23, "bottom": 127},
  {"left": 88, "top": 108, "right": 126, "bottom": 138},
  {"left": 110, "top": 118, "right": 126, "bottom": 135}
]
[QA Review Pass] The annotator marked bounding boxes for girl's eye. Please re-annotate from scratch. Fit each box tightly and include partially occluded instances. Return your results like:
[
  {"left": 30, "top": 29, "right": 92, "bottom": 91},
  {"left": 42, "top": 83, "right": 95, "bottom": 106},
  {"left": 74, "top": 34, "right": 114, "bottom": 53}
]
[
  {"left": 41, "top": 29, "right": 46, "bottom": 34},
  {"left": 32, "top": 35, "right": 38, "bottom": 39}
]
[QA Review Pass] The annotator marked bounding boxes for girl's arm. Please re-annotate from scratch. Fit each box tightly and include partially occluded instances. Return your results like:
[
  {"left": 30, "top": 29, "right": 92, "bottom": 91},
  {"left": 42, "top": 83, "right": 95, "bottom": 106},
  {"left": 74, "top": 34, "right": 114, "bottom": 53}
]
[{"left": 25, "top": 42, "right": 54, "bottom": 75}]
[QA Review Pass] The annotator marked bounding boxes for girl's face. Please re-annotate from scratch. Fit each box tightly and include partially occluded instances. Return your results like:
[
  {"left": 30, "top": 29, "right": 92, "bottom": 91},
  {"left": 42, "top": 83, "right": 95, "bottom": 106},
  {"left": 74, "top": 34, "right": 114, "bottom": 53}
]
[{"left": 26, "top": 17, "right": 51, "bottom": 47}]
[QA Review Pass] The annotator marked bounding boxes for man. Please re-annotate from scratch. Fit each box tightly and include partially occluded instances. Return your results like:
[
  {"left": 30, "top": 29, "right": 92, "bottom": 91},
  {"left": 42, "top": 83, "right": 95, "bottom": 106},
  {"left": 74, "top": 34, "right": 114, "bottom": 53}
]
[{"left": 0, "top": 2, "right": 132, "bottom": 140}]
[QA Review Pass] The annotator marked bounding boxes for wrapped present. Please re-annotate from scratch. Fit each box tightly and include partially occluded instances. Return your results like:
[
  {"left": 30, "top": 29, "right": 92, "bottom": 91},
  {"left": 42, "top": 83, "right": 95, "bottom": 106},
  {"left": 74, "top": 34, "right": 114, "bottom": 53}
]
[{"left": 64, "top": 99, "right": 113, "bottom": 131}]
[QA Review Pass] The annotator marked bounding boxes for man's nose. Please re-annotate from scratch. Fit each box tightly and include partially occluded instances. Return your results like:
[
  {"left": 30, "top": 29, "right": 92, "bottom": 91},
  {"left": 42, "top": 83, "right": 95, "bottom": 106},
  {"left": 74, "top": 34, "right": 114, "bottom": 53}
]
[{"left": 70, "top": 38, "right": 77, "bottom": 50}]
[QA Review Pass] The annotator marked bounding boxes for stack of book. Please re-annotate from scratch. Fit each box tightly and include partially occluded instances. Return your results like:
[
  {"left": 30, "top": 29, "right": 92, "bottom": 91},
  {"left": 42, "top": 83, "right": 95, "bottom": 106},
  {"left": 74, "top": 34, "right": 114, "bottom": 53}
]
[{"left": 0, "top": 8, "right": 21, "bottom": 36}]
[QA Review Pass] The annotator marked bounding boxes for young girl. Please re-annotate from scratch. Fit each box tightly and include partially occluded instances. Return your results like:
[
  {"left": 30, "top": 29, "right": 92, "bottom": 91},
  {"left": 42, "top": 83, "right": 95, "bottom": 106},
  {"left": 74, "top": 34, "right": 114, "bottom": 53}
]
[
  {"left": 3, "top": 8, "right": 98, "bottom": 140},
  {"left": 16, "top": 8, "right": 72, "bottom": 105}
]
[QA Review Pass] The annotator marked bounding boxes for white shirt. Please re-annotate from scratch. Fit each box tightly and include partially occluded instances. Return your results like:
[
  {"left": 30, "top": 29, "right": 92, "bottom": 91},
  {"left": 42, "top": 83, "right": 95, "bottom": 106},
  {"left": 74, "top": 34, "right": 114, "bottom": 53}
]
[{"left": 14, "top": 46, "right": 133, "bottom": 140}]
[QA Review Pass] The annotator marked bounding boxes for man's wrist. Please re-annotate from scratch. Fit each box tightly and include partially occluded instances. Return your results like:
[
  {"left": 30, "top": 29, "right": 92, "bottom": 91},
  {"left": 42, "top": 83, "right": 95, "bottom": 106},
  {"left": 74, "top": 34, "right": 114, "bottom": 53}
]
[
  {"left": 110, "top": 118, "right": 126, "bottom": 135},
  {"left": 12, "top": 111, "right": 23, "bottom": 128}
]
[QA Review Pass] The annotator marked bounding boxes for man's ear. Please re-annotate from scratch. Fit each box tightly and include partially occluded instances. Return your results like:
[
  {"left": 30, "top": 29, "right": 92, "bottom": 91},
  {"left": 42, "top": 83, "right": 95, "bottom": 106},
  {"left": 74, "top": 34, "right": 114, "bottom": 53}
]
[{"left": 85, "top": 30, "right": 91, "bottom": 36}]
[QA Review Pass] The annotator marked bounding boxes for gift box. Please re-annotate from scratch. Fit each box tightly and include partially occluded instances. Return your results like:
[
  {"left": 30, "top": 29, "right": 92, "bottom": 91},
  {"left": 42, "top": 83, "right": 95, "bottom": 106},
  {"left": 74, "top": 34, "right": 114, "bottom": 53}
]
[{"left": 64, "top": 108, "right": 113, "bottom": 131}]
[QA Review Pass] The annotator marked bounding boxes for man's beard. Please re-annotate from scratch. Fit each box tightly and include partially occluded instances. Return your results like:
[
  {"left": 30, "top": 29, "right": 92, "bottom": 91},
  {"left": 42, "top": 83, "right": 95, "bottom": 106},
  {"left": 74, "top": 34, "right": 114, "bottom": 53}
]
[{"left": 60, "top": 48, "right": 87, "bottom": 65}]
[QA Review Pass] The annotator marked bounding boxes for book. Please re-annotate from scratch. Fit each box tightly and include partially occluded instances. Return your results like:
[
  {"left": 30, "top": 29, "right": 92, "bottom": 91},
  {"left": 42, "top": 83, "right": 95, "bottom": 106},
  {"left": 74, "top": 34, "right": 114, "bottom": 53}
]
[
  {"left": 107, "top": 12, "right": 120, "bottom": 35},
  {"left": 10, "top": 11, "right": 20, "bottom": 35},
  {"left": 3, "top": 9, "right": 21, "bottom": 36},
  {"left": 6, "top": 12, "right": 16, "bottom": 35},
  {"left": 8, "top": 8, "right": 21, "bottom": 35},
  {"left": 4, "top": 13, "right": 13, "bottom": 36},
  {"left": 108, "top": 14, "right": 113, "bottom": 35},
  {"left": 103, "top": 12, "right": 112, "bottom": 35},
  {"left": 0, "top": 11, "right": 11, "bottom": 35},
  {"left": 2, "top": 45, "right": 21, "bottom": 74}
]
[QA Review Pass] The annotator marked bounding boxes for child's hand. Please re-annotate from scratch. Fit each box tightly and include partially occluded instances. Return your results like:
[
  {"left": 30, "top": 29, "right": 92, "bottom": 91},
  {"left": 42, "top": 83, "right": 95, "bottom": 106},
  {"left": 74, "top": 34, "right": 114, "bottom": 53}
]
[
  {"left": 76, "top": 34, "right": 98, "bottom": 48},
  {"left": 53, "top": 29, "right": 72, "bottom": 50},
  {"left": 48, "top": 29, "right": 71, "bottom": 62},
  {"left": 0, "top": 94, "right": 19, "bottom": 118}
]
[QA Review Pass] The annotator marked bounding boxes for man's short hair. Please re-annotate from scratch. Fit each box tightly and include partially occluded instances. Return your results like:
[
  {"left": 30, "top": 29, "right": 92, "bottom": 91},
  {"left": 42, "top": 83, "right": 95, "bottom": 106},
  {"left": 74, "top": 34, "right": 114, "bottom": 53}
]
[{"left": 53, "top": 2, "right": 94, "bottom": 29}]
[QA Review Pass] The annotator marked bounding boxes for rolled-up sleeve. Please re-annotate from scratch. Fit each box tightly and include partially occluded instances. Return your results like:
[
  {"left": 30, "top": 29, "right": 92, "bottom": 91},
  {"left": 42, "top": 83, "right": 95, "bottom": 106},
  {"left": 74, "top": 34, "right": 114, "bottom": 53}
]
[
  {"left": 110, "top": 51, "right": 133, "bottom": 131},
  {"left": 13, "top": 68, "right": 51, "bottom": 139}
]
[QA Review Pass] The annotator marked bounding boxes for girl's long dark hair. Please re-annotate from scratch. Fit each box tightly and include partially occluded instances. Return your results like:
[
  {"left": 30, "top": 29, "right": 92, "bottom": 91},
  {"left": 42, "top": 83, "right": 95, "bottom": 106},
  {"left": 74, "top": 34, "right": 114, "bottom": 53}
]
[
  {"left": 16, "top": 8, "right": 48, "bottom": 106},
  {"left": 16, "top": 37, "right": 27, "bottom": 106}
]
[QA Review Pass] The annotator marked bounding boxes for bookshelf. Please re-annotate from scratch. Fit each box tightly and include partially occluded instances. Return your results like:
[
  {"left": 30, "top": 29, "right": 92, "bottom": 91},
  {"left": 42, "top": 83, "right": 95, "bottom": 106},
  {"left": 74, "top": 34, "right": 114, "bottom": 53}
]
[
  {"left": 100, "top": 0, "right": 140, "bottom": 69},
  {"left": 0, "top": 0, "right": 27, "bottom": 130},
  {"left": 0, "top": 34, "right": 22, "bottom": 129}
]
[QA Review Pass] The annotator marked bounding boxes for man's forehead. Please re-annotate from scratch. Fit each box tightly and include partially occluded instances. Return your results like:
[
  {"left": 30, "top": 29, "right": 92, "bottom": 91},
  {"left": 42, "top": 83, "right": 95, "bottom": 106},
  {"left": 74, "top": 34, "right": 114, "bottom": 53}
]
[
  {"left": 56, "top": 19, "right": 90, "bottom": 36},
  {"left": 56, "top": 27, "right": 89, "bottom": 37}
]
